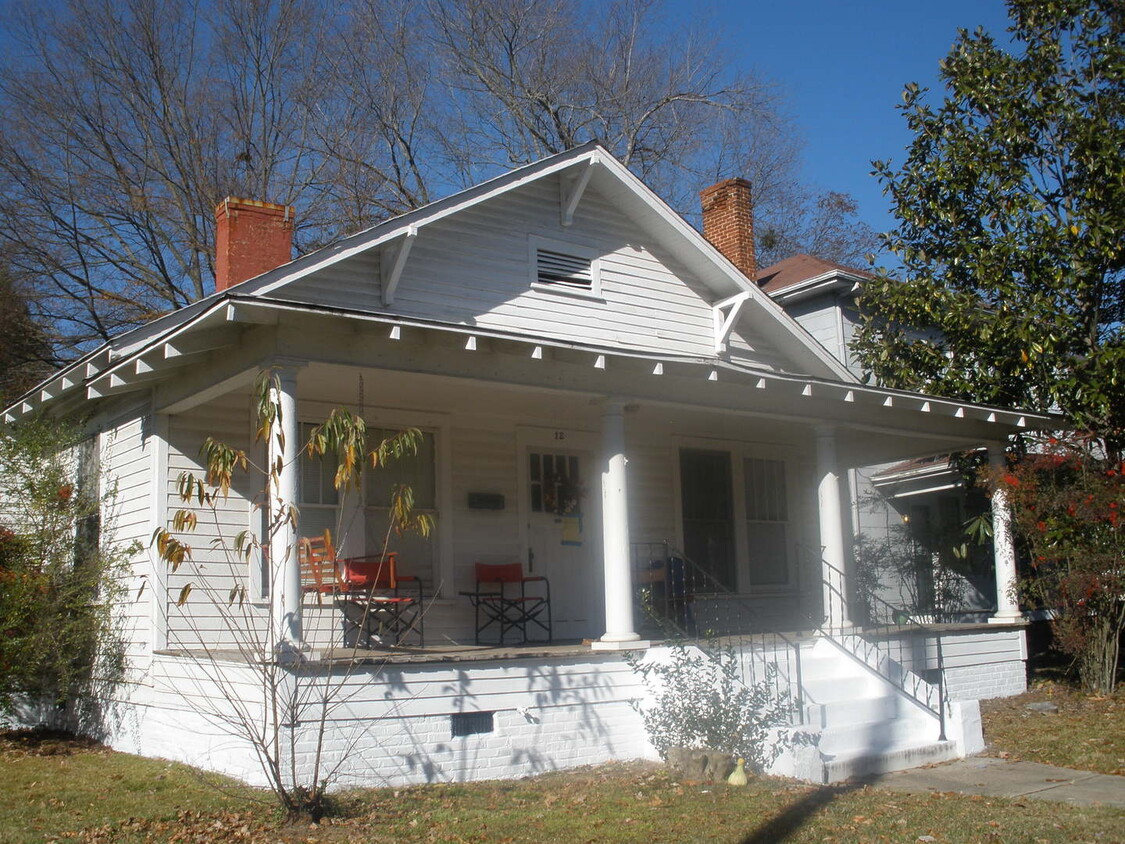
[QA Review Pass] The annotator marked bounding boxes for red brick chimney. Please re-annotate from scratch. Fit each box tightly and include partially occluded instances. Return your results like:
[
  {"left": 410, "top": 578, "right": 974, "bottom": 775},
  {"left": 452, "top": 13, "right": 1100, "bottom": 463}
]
[
  {"left": 700, "top": 178, "right": 756, "bottom": 281},
  {"left": 214, "top": 197, "right": 295, "bottom": 292}
]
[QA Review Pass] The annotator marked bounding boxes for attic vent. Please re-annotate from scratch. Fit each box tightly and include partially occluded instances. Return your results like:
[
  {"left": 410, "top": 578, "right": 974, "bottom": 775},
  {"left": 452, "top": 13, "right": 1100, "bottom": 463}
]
[{"left": 536, "top": 249, "right": 593, "bottom": 290}]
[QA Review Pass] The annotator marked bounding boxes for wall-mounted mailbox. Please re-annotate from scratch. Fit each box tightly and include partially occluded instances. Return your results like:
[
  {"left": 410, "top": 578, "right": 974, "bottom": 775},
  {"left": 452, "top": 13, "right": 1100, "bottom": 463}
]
[{"left": 467, "top": 492, "right": 505, "bottom": 510}]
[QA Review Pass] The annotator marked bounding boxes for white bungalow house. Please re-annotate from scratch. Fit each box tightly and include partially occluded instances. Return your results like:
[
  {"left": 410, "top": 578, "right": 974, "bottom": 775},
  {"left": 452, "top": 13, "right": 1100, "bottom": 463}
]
[{"left": 3, "top": 143, "right": 1046, "bottom": 786}]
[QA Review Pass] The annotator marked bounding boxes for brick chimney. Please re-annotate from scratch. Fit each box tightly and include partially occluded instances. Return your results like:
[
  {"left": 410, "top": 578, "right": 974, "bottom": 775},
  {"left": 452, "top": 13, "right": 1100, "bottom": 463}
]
[
  {"left": 699, "top": 178, "right": 756, "bottom": 281},
  {"left": 214, "top": 197, "right": 295, "bottom": 292}
]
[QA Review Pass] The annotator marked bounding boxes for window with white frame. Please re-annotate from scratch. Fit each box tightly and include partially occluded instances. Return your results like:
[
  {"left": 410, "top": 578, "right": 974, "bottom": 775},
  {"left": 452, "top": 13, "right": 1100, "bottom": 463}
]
[
  {"left": 364, "top": 428, "right": 438, "bottom": 587},
  {"left": 743, "top": 457, "right": 791, "bottom": 587},
  {"left": 298, "top": 421, "right": 341, "bottom": 545}
]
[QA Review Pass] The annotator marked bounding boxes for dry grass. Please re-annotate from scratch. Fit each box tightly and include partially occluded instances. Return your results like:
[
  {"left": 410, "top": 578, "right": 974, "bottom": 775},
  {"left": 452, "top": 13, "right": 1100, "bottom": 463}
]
[
  {"left": 3, "top": 730, "right": 1122, "bottom": 844},
  {"left": 980, "top": 678, "right": 1125, "bottom": 776}
]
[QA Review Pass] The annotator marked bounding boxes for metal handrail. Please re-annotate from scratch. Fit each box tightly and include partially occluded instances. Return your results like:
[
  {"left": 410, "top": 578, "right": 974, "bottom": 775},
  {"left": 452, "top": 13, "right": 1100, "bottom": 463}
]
[
  {"left": 631, "top": 541, "right": 806, "bottom": 725},
  {"left": 814, "top": 551, "right": 948, "bottom": 740}
]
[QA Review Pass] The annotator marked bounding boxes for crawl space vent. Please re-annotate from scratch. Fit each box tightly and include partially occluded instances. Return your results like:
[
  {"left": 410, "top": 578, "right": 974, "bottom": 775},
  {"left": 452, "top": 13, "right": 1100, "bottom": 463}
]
[{"left": 451, "top": 711, "right": 495, "bottom": 738}]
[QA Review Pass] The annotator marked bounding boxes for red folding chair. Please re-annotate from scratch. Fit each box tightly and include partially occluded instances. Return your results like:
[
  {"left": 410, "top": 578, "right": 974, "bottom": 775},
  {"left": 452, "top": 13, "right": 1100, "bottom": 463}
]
[{"left": 465, "top": 562, "right": 551, "bottom": 645}]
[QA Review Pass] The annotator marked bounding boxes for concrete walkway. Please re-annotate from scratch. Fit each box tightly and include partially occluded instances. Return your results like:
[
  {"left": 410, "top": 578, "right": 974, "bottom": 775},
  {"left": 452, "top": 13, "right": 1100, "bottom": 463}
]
[{"left": 868, "top": 756, "right": 1125, "bottom": 808}]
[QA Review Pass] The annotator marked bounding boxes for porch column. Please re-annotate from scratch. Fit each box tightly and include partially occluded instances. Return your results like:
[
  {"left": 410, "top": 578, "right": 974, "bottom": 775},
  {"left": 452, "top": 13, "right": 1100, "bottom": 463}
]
[
  {"left": 268, "top": 363, "right": 304, "bottom": 653},
  {"left": 988, "top": 442, "right": 1021, "bottom": 624},
  {"left": 815, "top": 425, "right": 852, "bottom": 629},
  {"left": 592, "top": 399, "right": 648, "bottom": 651}
]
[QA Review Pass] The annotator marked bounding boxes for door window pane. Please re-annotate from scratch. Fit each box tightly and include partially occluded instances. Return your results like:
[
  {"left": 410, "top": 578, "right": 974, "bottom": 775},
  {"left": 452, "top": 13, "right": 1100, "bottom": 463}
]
[{"left": 529, "top": 452, "right": 582, "bottom": 515}]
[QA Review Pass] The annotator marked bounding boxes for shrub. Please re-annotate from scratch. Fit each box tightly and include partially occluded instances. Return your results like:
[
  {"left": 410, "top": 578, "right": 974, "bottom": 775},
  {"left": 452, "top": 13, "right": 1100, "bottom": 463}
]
[
  {"left": 627, "top": 642, "right": 790, "bottom": 771},
  {"left": 0, "top": 417, "right": 130, "bottom": 720},
  {"left": 988, "top": 436, "right": 1124, "bottom": 693}
]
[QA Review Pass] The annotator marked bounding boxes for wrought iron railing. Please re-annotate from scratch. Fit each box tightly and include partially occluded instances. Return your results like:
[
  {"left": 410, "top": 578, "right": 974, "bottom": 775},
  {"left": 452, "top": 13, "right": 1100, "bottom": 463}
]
[
  {"left": 631, "top": 541, "right": 807, "bottom": 726},
  {"left": 815, "top": 552, "right": 948, "bottom": 740}
]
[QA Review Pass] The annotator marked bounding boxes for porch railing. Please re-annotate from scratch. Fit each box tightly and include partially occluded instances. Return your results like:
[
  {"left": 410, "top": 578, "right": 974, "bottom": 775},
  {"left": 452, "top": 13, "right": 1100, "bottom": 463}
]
[
  {"left": 631, "top": 541, "right": 806, "bottom": 726},
  {"left": 816, "top": 553, "right": 948, "bottom": 740}
]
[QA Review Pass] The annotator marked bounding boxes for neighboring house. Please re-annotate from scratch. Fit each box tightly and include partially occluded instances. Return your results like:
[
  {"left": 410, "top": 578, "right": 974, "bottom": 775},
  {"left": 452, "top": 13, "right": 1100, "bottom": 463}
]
[
  {"left": 2, "top": 144, "right": 1045, "bottom": 786},
  {"left": 758, "top": 256, "right": 998, "bottom": 620}
]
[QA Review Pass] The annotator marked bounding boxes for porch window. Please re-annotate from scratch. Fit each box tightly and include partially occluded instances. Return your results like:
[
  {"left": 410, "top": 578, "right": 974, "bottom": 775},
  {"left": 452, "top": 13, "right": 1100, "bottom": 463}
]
[
  {"left": 364, "top": 428, "right": 437, "bottom": 587},
  {"left": 298, "top": 421, "right": 341, "bottom": 544},
  {"left": 743, "top": 457, "right": 790, "bottom": 587},
  {"left": 74, "top": 436, "right": 101, "bottom": 572}
]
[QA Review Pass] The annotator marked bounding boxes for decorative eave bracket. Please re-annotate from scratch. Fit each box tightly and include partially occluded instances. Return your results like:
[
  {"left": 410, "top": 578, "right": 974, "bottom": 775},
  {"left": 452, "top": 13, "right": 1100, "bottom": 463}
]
[
  {"left": 712, "top": 291, "right": 750, "bottom": 354},
  {"left": 381, "top": 225, "right": 418, "bottom": 307},
  {"left": 560, "top": 154, "right": 598, "bottom": 227}
]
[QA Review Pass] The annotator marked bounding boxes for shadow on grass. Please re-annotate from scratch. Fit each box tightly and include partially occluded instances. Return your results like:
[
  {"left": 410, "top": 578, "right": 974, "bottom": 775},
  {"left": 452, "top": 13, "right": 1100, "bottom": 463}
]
[{"left": 739, "top": 781, "right": 864, "bottom": 844}]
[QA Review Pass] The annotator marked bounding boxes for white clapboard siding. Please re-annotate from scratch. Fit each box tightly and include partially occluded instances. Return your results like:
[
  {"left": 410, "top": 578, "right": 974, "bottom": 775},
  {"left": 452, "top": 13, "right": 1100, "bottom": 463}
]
[
  {"left": 786, "top": 298, "right": 841, "bottom": 358},
  {"left": 101, "top": 399, "right": 155, "bottom": 676},
  {"left": 165, "top": 393, "right": 268, "bottom": 647},
  {"left": 626, "top": 438, "right": 677, "bottom": 545},
  {"left": 839, "top": 302, "right": 863, "bottom": 375},
  {"left": 276, "top": 175, "right": 792, "bottom": 371},
  {"left": 450, "top": 424, "right": 522, "bottom": 592},
  {"left": 128, "top": 650, "right": 652, "bottom": 789}
]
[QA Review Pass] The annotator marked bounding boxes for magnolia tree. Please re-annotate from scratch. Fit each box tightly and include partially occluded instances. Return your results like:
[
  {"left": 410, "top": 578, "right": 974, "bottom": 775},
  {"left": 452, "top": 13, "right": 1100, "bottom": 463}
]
[
  {"left": 152, "top": 370, "right": 432, "bottom": 820},
  {"left": 854, "top": 1, "right": 1124, "bottom": 688},
  {"left": 986, "top": 436, "right": 1124, "bottom": 693}
]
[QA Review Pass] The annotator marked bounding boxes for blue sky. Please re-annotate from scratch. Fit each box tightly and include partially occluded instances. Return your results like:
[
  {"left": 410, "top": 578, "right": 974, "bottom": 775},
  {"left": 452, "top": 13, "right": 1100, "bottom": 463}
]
[
  {"left": 0, "top": 0, "right": 1016, "bottom": 240},
  {"left": 674, "top": 0, "right": 1016, "bottom": 237}
]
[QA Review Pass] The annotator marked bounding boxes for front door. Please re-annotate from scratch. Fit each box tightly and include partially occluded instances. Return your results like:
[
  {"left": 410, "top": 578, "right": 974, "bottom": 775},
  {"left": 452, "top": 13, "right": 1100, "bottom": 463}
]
[
  {"left": 526, "top": 449, "right": 596, "bottom": 639},
  {"left": 679, "top": 449, "right": 737, "bottom": 590}
]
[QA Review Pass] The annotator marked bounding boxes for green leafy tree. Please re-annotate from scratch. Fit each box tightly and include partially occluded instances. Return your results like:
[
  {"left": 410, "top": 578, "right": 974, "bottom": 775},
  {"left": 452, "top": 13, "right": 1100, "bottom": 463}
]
[
  {"left": 0, "top": 417, "right": 130, "bottom": 723},
  {"left": 854, "top": 0, "right": 1125, "bottom": 456}
]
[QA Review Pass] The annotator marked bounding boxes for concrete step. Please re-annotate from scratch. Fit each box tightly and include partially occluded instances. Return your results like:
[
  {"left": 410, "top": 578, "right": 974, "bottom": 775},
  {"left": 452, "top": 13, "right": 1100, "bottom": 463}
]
[
  {"left": 821, "top": 740, "right": 960, "bottom": 783},
  {"left": 817, "top": 712, "right": 941, "bottom": 757},
  {"left": 802, "top": 693, "right": 911, "bottom": 729},
  {"left": 801, "top": 674, "right": 885, "bottom": 704}
]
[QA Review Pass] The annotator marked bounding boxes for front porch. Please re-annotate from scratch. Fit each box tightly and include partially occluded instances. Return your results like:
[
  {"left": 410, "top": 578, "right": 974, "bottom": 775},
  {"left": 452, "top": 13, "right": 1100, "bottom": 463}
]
[{"left": 158, "top": 342, "right": 1026, "bottom": 657}]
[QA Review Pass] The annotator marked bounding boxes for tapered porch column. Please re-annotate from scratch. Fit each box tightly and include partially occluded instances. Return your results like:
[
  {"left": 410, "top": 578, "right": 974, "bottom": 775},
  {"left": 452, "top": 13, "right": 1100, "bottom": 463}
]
[
  {"left": 268, "top": 363, "right": 304, "bottom": 653},
  {"left": 988, "top": 442, "right": 1022, "bottom": 623},
  {"left": 815, "top": 425, "right": 852, "bottom": 629},
  {"left": 592, "top": 399, "right": 648, "bottom": 651}
]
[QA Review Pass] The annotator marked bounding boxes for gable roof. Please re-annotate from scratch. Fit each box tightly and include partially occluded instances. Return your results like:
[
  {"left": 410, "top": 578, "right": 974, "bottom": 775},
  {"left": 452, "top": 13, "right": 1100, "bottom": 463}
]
[
  {"left": 6, "top": 145, "right": 872, "bottom": 420},
  {"left": 758, "top": 254, "right": 876, "bottom": 300},
  {"left": 237, "top": 144, "right": 855, "bottom": 382}
]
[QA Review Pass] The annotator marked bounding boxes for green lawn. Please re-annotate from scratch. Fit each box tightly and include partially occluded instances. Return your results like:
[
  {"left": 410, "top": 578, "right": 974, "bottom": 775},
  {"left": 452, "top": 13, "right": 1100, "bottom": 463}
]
[
  {"left": 0, "top": 731, "right": 260, "bottom": 844},
  {"left": 2, "top": 730, "right": 1122, "bottom": 844},
  {"left": 980, "top": 679, "right": 1125, "bottom": 776}
]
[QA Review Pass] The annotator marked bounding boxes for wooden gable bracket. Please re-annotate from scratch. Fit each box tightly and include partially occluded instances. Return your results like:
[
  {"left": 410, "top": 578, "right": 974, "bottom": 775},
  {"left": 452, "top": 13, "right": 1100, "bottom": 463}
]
[
  {"left": 381, "top": 225, "right": 418, "bottom": 307},
  {"left": 164, "top": 326, "right": 236, "bottom": 360},
  {"left": 560, "top": 157, "right": 597, "bottom": 227},
  {"left": 712, "top": 291, "right": 750, "bottom": 354}
]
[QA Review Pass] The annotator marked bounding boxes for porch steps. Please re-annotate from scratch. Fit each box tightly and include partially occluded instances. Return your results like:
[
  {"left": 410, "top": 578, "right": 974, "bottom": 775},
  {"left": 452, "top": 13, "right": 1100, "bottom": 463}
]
[
  {"left": 821, "top": 740, "right": 961, "bottom": 782},
  {"left": 781, "top": 638, "right": 964, "bottom": 784}
]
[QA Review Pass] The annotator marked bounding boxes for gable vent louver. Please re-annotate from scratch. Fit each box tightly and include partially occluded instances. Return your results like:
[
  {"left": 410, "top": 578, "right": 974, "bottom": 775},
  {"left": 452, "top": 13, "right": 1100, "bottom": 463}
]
[{"left": 536, "top": 248, "right": 594, "bottom": 290}]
